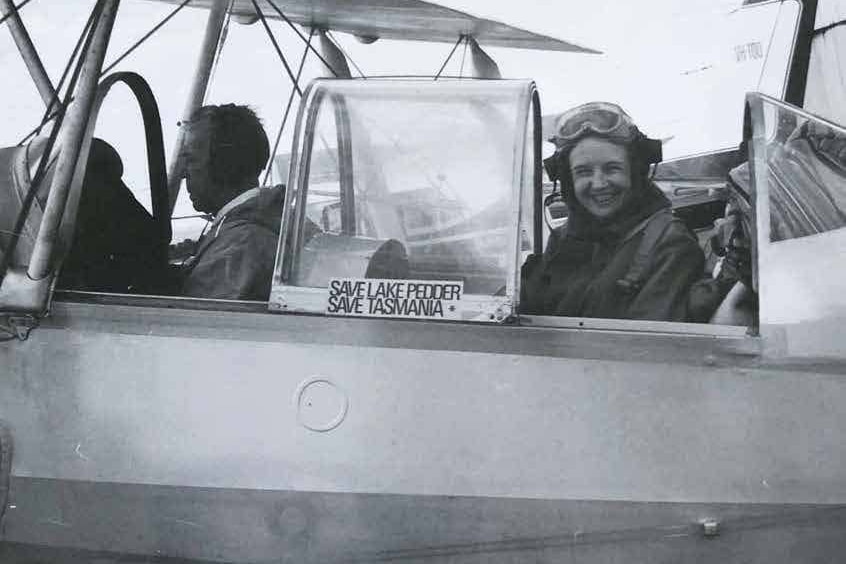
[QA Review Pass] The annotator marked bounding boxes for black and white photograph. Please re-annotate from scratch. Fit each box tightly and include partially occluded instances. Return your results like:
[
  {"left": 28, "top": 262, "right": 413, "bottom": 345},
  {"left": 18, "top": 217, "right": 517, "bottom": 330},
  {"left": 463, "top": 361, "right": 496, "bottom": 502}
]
[{"left": 1, "top": 0, "right": 846, "bottom": 561}]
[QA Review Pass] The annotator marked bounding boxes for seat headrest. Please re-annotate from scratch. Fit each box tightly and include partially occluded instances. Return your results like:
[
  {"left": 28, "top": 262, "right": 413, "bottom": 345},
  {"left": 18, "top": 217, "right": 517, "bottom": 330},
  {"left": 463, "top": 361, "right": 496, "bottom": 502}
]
[
  {"left": 0, "top": 136, "right": 125, "bottom": 267},
  {"left": 86, "top": 138, "right": 124, "bottom": 180}
]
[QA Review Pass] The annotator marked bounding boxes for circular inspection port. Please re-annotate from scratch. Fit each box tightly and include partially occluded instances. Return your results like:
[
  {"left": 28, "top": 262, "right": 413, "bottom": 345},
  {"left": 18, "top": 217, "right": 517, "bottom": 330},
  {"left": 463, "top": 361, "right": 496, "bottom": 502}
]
[{"left": 295, "top": 377, "right": 349, "bottom": 432}]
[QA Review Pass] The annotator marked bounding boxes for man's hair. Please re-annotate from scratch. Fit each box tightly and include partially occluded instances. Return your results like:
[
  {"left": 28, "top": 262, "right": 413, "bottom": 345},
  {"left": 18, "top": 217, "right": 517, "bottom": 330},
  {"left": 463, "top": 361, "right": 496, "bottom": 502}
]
[{"left": 188, "top": 104, "right": 270, "bottom": 185}]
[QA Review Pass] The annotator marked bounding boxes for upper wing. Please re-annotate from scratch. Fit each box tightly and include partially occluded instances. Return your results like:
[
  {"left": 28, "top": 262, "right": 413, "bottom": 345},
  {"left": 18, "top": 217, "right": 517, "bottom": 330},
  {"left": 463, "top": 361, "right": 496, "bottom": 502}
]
[{"left": 143, "top": 0, "right": 600, "bottom": 53}]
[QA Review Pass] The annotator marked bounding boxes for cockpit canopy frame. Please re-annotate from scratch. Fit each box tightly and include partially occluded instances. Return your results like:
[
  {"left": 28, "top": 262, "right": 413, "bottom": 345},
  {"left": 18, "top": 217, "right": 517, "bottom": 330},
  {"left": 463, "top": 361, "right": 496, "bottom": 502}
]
[{"left": 270, "top": 78, "right": 541, "bottom": 323}]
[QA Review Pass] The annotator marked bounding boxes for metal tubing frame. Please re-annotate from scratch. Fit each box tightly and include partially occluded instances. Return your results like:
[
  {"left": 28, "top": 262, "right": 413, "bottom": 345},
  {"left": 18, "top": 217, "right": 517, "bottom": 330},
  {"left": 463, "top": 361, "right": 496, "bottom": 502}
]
[
  {"left": 166, "top": 0, "right": 232, "bottom": 211},
  {"left": 0, "top": 0, "right": 58, "bottom": 108},
  {"left": 27, "top": 0, "right": 120, "bottom": 280}
]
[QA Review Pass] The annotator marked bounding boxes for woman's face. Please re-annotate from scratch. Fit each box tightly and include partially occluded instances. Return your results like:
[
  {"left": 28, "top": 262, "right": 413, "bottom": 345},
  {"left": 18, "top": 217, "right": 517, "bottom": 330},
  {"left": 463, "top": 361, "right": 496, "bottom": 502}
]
[{"left": 568, "top": 137, "right": 633, "bottom": 220}]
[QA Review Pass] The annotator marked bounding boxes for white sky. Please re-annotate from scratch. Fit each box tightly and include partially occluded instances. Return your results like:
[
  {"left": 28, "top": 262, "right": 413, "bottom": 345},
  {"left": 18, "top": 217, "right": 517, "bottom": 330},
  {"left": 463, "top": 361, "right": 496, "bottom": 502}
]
[{"left": 1, "top": 0, "right": 802, "bottom": 239}]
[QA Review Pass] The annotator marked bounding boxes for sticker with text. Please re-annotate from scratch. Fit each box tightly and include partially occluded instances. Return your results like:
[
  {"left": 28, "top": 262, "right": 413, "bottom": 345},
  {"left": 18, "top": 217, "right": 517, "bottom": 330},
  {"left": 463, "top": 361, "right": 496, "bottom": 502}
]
[{"left": 327, "top": 278, "right": 463, "bottom": 320}]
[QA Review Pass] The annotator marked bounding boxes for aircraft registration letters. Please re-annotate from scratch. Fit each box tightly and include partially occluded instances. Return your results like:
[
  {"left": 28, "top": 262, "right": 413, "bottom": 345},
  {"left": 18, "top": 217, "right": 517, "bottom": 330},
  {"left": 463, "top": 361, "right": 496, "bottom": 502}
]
[{"left": 327, "top": 278, "right": 463, "bottom": 320}]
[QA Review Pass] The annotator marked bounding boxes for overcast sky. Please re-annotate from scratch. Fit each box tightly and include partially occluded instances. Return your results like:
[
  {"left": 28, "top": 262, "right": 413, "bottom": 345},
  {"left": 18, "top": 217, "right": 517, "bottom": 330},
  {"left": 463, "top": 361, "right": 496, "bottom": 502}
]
[{"left": 1, "top": 0, "right": 801, "bottom": 235}]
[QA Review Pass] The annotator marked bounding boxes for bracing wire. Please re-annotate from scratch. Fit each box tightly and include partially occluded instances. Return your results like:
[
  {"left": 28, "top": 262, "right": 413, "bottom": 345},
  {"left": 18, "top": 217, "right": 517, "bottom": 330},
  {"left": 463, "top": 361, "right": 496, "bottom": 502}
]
[
  {"left": 0, "top": 0, "right": 33, "bottom": 28},
  {"left": 251, "top": 0, "right": 302, "bottom": 96},
  {"left": 434, "top": 35, "right": 464, "bottom": 80},
  {"left": 0, "top": 0, "right": 106, "bottom": 284},
  {"left": 19, "top": 0, "right": 193, "bottom": 146},
  {"left": 24, "top": 2, "right": 100, "bottom": 143},
  {"left": 262, "top": 28, "right": 313, "bottom": 187},
  {"left": 44, "top": 5, "right": 98, "bottom": 107},
  {"left": 263, "top": 0, "right": 340, "bottom": 77},
  {"left": 202, "top": 0, "right": 235, "bottom": 105},
  {"left": 755, "top": 0, "right": 783, "bottom": 91},
  {"left": 101, "top": 0, "right": 193, "bottom": 76}
]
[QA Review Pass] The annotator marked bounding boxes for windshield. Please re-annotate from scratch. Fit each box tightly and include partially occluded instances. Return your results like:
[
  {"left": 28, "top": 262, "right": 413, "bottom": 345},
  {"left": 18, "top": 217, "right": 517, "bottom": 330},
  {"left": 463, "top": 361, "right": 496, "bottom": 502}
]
[{"left": 273, "top": 79, "right": 535, "bottom": 321}]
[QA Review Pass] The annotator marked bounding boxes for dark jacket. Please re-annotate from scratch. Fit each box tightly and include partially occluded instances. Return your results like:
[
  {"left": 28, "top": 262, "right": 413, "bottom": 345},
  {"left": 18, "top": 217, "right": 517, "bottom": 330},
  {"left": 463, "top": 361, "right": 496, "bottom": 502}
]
[
  {"left": 182, "top": 185, "right": 285, "bottom": 301},
  {"left": 520, "top": 182, "right": 704, "bottom": 321}
]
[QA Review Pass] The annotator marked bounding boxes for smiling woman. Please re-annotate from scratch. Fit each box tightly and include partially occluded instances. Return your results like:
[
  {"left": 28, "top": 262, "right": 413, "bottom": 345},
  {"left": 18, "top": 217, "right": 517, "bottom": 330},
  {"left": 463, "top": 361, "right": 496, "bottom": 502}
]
[{"left": 520, "top": 102, "right": 705, "bottom": 321}]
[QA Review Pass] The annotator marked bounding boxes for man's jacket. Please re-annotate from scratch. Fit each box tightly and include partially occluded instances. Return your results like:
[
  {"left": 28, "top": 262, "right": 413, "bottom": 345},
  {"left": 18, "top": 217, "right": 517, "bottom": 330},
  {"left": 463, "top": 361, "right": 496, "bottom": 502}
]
[{"left": 182, "top": 185, "right": 284, "bottom": 301}]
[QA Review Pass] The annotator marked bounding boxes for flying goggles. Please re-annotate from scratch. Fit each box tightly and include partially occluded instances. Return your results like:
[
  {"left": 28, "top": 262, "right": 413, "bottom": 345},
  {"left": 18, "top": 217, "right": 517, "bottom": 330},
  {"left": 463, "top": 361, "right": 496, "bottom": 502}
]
[
  {"left": 544, "top": 102, "right": 662, "bottom": 184},
  {"left": 549, "top": 102, "right": 639, "bottom": 150}
]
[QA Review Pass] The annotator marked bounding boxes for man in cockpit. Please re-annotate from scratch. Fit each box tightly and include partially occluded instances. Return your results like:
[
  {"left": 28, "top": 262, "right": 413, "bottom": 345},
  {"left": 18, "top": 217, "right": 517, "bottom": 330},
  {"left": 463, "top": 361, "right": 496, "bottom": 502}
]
[{"left": 179, "top": 104, "right": 284, "bottom": 300}]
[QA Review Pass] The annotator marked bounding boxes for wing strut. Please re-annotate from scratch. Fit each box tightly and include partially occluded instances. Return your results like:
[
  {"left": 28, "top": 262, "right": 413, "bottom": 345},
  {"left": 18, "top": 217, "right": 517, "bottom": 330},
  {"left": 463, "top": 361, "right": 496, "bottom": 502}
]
[
  {"left": 0, "top": 0, "right": 107, "bottom": 286},
  {"left": 102, "top": 0, "right": 193, "bottom": 76},
  {"left": 250, "top": 0, "right": 304, "bottom": 95},
  {"left": 21, "top": 2, "right": 99, "bottom": 145},
  {"left": 316, "top": 29, "right": 351, "bottom": 78},
  {"left": 263, "top": 0, "right": 342, "bottom": 77},
  {"left": 0, "top": 0, "right": 30, "bottom": 28},
  {"left": 326, "top": 31, "right": 365, "bottom": 78},
  {"left": 16, "top": 0, "right": 193, "bottom": 148},
  {"left": 167, "top": 0, "right": 233, "bottom": 211},
  {"left": 27, "top": 0, "right": 121, "bottom": 279},
  {"left": 467, "top": 37, "right": 501, "bottom": 79},
  {"left": 0, "top": 0, "right": 58, "bottom": 108},
  {"left": 251, "top": 2, "right": 352, "bottom": 182}
]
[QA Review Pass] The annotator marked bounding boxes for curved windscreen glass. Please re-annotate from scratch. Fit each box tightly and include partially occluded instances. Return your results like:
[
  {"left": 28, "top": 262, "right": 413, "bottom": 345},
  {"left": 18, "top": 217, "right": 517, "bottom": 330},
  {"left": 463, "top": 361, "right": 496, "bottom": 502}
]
[
  {"left": 749, "top": 93, "right": 846, "bottom": 331},
  {"left": 754, "top": 100, "right": 846, "bottom": 243},
  {"left": 274, "top": 80, "right": 534, "bottom": 322}
]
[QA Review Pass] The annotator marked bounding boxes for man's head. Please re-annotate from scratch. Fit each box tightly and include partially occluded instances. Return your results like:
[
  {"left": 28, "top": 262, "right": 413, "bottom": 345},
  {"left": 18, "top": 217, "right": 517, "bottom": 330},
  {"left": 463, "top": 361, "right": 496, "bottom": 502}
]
[
  {"left": 546, "top": 102, "right": 662, "bottom": 220},
  {"left": 182, "top": 104, "right": 270, "bottom": 214}
]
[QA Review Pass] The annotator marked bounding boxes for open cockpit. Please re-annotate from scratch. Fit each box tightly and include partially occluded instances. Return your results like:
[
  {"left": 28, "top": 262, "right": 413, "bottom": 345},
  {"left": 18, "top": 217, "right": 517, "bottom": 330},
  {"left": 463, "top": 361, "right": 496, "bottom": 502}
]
[
  {"left": 6, "top": 2, "right": 846, "bottom": 563},
  {"left": 0, "top": 0, "right": 844, "bottom": 341}
]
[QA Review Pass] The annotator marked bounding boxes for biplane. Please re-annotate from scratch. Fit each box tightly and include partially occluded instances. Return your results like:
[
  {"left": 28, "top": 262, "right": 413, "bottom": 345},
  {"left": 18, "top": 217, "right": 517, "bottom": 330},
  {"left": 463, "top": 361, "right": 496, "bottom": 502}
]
[{"left": 2, "top": 0, "right": 846, "bottom": 562}]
